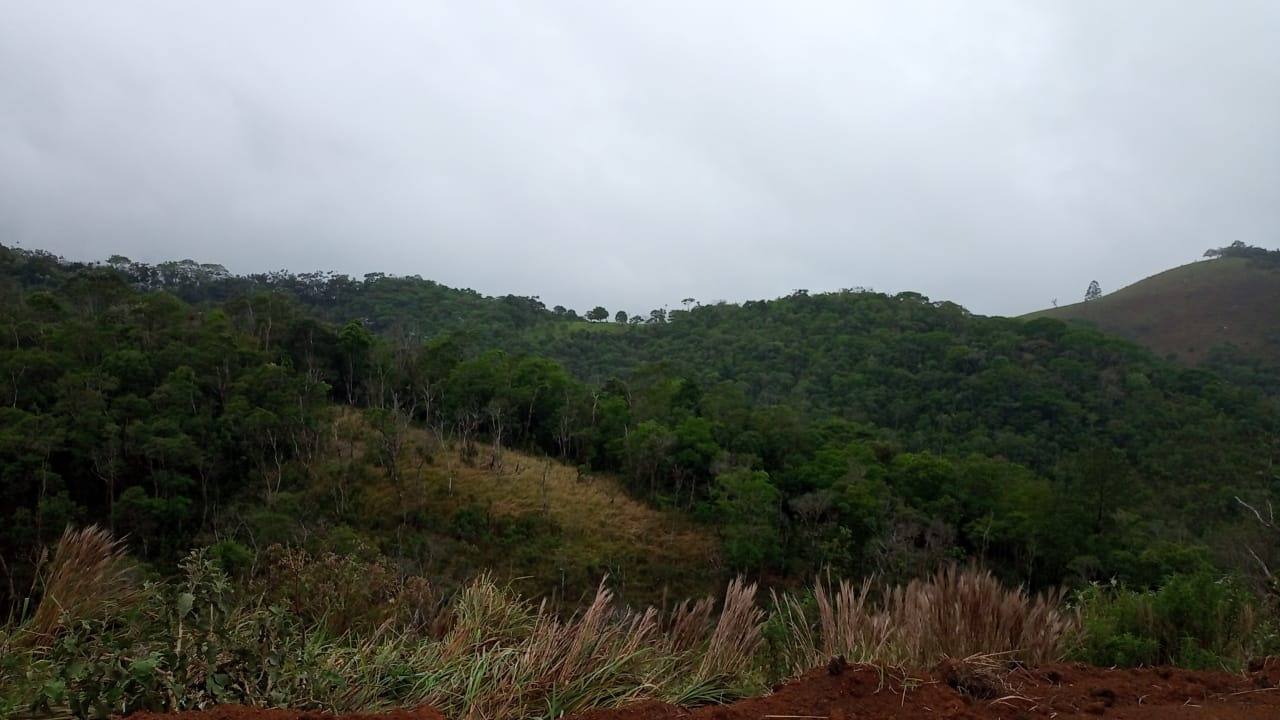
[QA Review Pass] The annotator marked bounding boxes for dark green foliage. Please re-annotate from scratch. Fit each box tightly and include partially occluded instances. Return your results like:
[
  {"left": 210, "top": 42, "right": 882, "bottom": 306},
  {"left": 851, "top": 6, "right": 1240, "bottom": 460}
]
[
  {"left": 713, "top": 470, "right": 782, "bottom": 570},
  {"left": 21, "top": 550, "right": 357, "bottom": 717},
  {"left": 1204, "top": 241, "right": 1280, "bottom": 268},
  {"left": 111, "top": 256, "right": 579, "bottom": 347},
  {"left": 206, "top": 539, "right": 254, "bottom": 577},
  {"left": 0, "top": 248, "right": 333, "bottom": 610}
]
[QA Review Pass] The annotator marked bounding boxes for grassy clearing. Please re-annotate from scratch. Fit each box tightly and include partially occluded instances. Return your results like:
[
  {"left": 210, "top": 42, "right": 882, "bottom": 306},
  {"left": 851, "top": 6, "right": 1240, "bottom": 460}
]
[
  {"left": 1, "top": 529, "right": 1081, "bottom": 720},
  {"left": 444, "top": 456, "right": 720, "bottom": 604},
  {"left": 321, "top": 411, "right": 722, "bottom": 608}
]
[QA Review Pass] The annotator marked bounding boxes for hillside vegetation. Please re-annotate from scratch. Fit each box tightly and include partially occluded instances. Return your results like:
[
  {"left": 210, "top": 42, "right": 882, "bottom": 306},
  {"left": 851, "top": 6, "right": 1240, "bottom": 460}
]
[
  {"left": 324, "top": 410, "right": 721, "bottom": 607},
  {"left": 4, "top": 242, "right": 1279, "bottom": 598},
  {"left": 5, "top": 241, "right": 1280, "bottom": 716},
  {"left": 1030, "top": 246, "right": 1280, "bottom": 375}
]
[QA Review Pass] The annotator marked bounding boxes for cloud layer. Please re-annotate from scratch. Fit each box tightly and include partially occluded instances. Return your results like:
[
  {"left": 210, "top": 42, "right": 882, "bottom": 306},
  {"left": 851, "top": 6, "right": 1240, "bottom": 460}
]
[{"left": 2, "top": 1, "right": 1277, "bottom": 316}]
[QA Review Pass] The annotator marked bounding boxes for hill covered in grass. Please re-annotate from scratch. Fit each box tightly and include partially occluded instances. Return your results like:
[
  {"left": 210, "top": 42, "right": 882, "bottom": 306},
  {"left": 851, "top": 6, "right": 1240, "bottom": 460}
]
[
  {"left": 1028, "top": 247, "right": 1280, "bottom": 370},
  {"left": 294, "top": 411, "right": 722, "bottom": 609}
]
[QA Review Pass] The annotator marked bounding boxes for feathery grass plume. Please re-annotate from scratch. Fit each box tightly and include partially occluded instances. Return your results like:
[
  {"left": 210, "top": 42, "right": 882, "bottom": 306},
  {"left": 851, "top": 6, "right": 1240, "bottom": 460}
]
[
  {"left": 769, "top": 577, "right": 896, "bottom": 676},
  {"left": 696, "top": 577, "right": 766, "bottom": 682},
  {"left": 20, "top": 525, "right": 140, "bottom": 647},
  {"left": 375, "top": 578, "right": 672, "bottom": 720},
  {"left": 814, "top": 576, "right": 896, "bottom": 664},
  {"left": 485, "top": 579, "right": 661, "bottom": 719},
  {"left": 440, "top": 572, "right": 536, "bottom": 661},
  {"left": 889, "top": 564, "right": 1074, "bottom": 665},
  {"left": 641, "top": 578, "right": 766, "bottom": 707},
  {"left": 767, "top": 587, "right": 821, "bottom": 677},
  {"left": 665, "top": 595, "right": 715, "bottom": 654},
  {"left": 769, "top": 566, "right": 1075, "bottom": 676}
]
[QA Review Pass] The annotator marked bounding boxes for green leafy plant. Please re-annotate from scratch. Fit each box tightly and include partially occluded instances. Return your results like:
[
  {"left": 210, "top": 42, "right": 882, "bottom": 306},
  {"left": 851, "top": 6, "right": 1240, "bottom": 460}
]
[{"left": 1072, "top": 570, "right": 1263, "bottom": 670}]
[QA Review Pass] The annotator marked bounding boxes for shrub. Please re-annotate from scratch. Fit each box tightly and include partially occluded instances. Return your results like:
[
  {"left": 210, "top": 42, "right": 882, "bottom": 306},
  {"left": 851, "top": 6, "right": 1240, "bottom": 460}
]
[
  {"left": 206, "top": 539, "right": 254, "bottom": 577},
  {"left": 1073, "top": 570, "right": 1262, "bottom": 669}
]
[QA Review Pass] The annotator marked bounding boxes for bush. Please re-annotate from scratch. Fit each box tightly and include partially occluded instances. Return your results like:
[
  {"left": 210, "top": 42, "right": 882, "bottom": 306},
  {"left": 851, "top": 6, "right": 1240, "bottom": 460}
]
[
  {"left": 1073, "top": 570, "right": 1261, "bottom": 669},
  {"left": 206, "top": 539, "right": 254, "bottom": 577}
]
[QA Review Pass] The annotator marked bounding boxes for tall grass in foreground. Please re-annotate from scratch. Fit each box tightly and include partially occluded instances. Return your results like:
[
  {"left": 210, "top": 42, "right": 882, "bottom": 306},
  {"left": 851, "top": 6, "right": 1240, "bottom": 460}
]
[
  {"left": 1, "top": 529, "right": 1076, "bottom": 720},
  {"left": 14, "top": 526, "right": 143, "bottom": 648},
  {"left": 770, "top": 565, "right": 1076, "bottom": 676},
  {"left": 0, "top": 534, "right": 767, "bottom": 719}
]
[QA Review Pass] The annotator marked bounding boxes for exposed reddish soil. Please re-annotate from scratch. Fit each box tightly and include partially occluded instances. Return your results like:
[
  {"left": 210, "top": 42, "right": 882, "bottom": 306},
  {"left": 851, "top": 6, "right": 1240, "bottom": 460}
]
[{"left": 123, "top": 658, "right": 1280, "bottom": 720}]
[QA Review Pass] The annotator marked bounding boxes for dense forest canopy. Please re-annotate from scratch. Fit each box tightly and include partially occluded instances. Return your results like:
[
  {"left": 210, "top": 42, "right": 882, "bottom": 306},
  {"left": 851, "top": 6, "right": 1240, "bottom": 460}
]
[{"left": 2, "top": 242, "right": 1279, "bottom": 614}]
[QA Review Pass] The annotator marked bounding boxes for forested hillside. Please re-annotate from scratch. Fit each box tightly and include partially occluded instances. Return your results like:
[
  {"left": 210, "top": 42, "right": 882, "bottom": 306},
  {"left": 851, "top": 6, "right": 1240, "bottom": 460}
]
[
  {"left": 2, "top": 243, "right": 1279, "bottom": 617},
  {"left": 105, "top": 253, "right": 575, "bottom": 347}
]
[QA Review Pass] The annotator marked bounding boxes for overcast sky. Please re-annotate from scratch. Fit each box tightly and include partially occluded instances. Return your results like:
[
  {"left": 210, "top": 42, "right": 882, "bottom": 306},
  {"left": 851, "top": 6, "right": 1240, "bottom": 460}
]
[{"left": 2, "top": 2, "right": 1277, "bottom": 317}]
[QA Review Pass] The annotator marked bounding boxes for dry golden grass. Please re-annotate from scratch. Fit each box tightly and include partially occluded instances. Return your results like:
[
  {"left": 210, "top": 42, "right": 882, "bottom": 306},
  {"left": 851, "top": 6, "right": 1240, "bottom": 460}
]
[
  {"left": 696, "top": 577, "right": 766, "bottom": 681},
  {"left": 774, "top": 565, "right": 1076, "bottom": 674},
  {"left": 334, "top": 411, "right": 721, "bottom": 604},
  {"left": 19, "top": 525, "right": 141, "bottom": 647},
  {"left": 888, "top": 564, "right": 1074, "bottom": 666},
  {"left": 666, "top": 596, "right": 716, "bottom": 654},
  {"left": 460, "top": 456, "right": 717, "bottom": 565},
  {"left": 407, "top": 574, "right": 764, "bottom": 719}
]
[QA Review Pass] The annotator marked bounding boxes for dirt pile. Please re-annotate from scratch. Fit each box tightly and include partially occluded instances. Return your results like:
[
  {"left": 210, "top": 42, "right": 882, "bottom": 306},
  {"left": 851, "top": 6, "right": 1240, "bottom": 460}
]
[{"left": 121, "top": 658, "right": 1280, "bottom": 720}]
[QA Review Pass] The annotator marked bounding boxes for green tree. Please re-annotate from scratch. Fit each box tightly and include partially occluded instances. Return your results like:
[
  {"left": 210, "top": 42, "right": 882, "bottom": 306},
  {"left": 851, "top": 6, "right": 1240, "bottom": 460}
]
[
  {"left": 337, "top": 320, "right": 374, "bottom": 405},
  {"left": 713, "top": 469, "right": 782, "bottom": 570}
]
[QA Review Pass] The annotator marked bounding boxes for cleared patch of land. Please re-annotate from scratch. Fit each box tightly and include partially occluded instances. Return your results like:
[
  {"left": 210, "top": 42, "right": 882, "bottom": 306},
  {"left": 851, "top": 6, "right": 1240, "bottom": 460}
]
[{"left": 330, "top": 410, "right": 722, "bottom": 608}]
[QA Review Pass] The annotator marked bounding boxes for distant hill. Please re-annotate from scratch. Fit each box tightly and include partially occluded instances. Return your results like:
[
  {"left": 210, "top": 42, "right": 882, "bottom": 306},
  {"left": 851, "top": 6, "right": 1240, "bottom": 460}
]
[
  {"left": 0, "top": 243, "right": 578, "bottom": 349},
  {"left": 1028, "top": 254, "right": 1280, "bottom": 368}
]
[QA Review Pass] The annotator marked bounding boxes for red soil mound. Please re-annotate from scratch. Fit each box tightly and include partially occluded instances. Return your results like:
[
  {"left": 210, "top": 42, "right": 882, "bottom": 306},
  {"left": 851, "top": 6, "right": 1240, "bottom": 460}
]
[{"left": 121, "top": 658, "right": 1280, "bottom": 720}]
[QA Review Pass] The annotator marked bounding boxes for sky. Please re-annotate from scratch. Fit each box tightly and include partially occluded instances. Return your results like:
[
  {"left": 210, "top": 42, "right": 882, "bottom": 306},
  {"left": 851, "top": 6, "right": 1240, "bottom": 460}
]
[{"left": 1, "top": 2, "right": 1278, "bottom": 318}]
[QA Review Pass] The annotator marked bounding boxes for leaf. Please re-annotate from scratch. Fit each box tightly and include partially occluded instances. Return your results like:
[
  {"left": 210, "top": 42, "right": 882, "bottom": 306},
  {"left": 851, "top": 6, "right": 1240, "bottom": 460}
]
[
  {"left": 40, "top": 678, "right": 66, "bottom": 704},
  {"left": 129, "top": 657, "right": 158, "bottom": 680},
  {"left": 177, "top": 592, "right": 195, "bottom": 617}
]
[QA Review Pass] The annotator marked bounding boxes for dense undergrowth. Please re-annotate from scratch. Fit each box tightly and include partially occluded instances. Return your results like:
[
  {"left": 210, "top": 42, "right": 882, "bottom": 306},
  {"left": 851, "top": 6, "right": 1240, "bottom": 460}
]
[
  {"left": 0, "top": 527, "right": 1074, "bottom": 720},
  {"left": 1073, "top": 571, "right": 1272, "bottom": 669},
  {"left": 5, "top": 527, "right": 1275, "bottom": 720}
]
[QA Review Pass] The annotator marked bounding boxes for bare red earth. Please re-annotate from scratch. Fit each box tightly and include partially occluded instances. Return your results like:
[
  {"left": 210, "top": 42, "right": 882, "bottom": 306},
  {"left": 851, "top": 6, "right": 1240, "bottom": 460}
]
[{"left": 123, "top": 659, "right": 1280, "bottom": 720}]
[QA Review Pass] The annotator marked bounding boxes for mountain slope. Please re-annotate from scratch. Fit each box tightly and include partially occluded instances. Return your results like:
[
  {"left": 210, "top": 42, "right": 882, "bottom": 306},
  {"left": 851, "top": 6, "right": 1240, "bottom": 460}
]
[{"left": 1028, "top": 256, "right": 1280, "bottom": 367}]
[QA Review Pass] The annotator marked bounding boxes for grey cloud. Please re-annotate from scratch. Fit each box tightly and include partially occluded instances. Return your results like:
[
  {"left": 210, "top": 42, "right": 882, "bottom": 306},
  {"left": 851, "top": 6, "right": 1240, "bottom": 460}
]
[{"left": 1, "top": 1, "right": 1277, "bottom": 317}]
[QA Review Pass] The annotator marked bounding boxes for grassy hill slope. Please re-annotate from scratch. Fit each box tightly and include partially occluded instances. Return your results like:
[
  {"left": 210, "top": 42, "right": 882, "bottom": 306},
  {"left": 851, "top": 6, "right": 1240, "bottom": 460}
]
[
  {"left": 1028, "top": 257, "right": 1280, "bottom": 366},
  {"left": 296, "top": 411, "right": 722, "bottom": 610}
]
